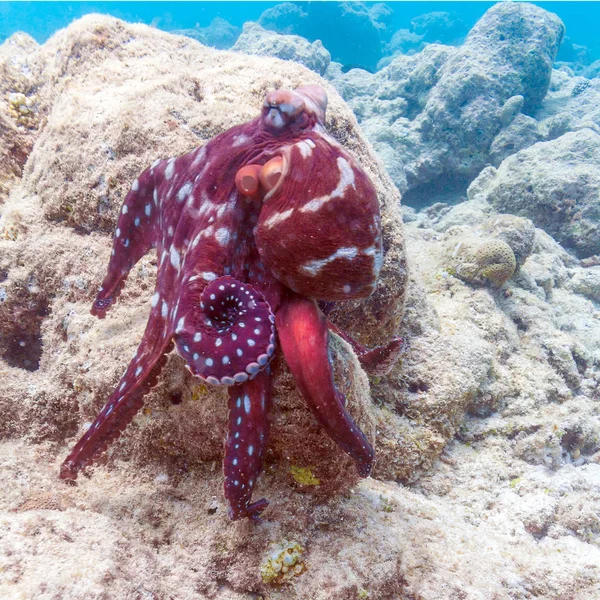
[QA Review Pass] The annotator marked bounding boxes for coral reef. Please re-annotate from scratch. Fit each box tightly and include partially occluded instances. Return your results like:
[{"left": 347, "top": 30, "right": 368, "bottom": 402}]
[
  {"left": 403, "top": 2, "right": 563, "bottom": 192},
  {"left": 583, "top": 59, "right": 600, "bottom": 79},
  {"left": 480, "top": 214, "right": 536, "bottom": 266},
  {"left": 0, "top": 32, "right": 41, "bottom": 203},
  {"left": 171, "top": 17, "right": 240, "bottom": 50},
  {"left": 232, "top": 22, "right": 331, "bottom": 75},
  {"left": 489, "top": 113, "right": 544, "bottom": 166},
  {"left": 1, "top": 8, "right": 600, "bottom": 600},
  {"left": 325, "top": 3, "right": 564, "bottom": 205},
  {"left": 410, "top": 11, "right": 467, "bottom": 45},
  {"left": 258, "top": 2, "right": 308, "bottom": 36},
  {"left": 258, "top": 1, "right": 387, "bottom": 72},
  {"left": 326, "top": 43, "right": 454, "bottom": 194},
  {"left": 536, "top": 68, "right": 600, "bottom": 136}
]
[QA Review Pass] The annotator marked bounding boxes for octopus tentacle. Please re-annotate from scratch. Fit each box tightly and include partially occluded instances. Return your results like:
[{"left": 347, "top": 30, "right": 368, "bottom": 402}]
[
  {"left": 275, "top": 292, "right": 374, "bottom": 477},
  {"left": 60, "top": 315, "right": 173, "bottom": 480},
  {"left": 326, "top": 320, "right": 403, "bottom": 377},
  {"left": 92, "top": 166, "right": 160, "bottom": 317},
  {"left": 224, "top": 369, "right": 272, "bottom": 521},
  {"left": 174, "top": 276, "right": 276, "bottom": 385}
]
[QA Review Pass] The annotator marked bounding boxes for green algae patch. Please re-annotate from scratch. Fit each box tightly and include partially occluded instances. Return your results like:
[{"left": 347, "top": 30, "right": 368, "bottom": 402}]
[
  {"left": 260, "top": 541, "right": 305, "bottom": 585},
  {"left": 290, "top": 465, "right": 320, "bottom": 486}
]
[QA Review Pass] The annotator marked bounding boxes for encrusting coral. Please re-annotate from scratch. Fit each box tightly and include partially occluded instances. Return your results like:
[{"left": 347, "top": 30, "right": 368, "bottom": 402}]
[{"left": 260, "top": 540, "right": 305, "bottom": 585}]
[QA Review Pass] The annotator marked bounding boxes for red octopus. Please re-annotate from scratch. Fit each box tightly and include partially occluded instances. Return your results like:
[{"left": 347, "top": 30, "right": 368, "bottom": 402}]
[{"left": 61, "top": 85, "right": 402, "bottom": 521}]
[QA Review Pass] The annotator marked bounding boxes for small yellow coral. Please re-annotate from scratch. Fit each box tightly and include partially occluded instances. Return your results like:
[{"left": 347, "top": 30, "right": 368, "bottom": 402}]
[
  {"left": 7, "top": 92, "right": 38, "bottom": 128},
  {"left": 260, "top": 541, "right": 305, "bottom": 585},
  {"left": 289, "top": 465, "right": 320, "bottom": 486},
  {"left": 191, "top": 383, "right": 208, "bottom": 401}
]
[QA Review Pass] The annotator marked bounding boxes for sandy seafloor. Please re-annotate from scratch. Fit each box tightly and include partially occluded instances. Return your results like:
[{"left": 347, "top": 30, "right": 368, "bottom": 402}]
[{"left": 1, "top": 5, "right": 600, "bottom": 600}]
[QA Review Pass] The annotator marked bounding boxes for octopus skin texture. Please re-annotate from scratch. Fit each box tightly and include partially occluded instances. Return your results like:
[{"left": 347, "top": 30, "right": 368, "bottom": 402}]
[{"left": 60, "top": 84, "right": 403, "bottom": 521}]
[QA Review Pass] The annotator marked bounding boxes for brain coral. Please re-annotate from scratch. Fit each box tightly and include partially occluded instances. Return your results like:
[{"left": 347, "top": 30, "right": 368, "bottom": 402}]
[
  {"left": 453, "top": 239, "right": 517, "bottom": 287},
  {"left": 475, "top": 240, "right": 517, "bottom": 286}
]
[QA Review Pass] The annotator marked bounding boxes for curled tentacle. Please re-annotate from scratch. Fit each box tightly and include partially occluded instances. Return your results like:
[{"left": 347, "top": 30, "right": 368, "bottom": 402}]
[{"left": 175, "top": 276, "right": 276, "bottom": 385}]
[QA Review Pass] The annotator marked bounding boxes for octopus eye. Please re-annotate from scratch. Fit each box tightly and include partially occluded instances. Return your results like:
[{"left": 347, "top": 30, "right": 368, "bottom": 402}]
[
  {"left": 262, "top": 90, "right": 307, "bottom": 132},
  {"left": 260, "top": 156, "right": 284, "bottom": 192}
]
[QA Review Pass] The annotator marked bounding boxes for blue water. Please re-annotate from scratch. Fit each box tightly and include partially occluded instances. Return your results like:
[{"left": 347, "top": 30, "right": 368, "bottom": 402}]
[{"left": 1, "top": 2, "right": 598, "bottom": 68}]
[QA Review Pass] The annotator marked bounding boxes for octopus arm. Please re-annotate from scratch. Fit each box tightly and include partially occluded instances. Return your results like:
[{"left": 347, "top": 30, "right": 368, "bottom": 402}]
[
  {"left": 224, "top": 369, "right": 272, "bottom": 521},
  {"left": 92, "top": 165, "right": 160, "bottom": 317},
  {"left": 275, "top": 293, "right": 374, "bottom": 476},
  {"left": 174, "top": 276, "right": 276, "bottom": 386},
  {"left": 61, "top": 300, "right": 173, "bottom": 480},
  {"left": 326, "top": 320, "right": 403, "bottom": 377}
]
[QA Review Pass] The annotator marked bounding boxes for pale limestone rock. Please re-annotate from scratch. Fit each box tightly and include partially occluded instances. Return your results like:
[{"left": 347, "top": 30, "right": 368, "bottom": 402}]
[{"left": 232, "top": 21, "right": 330, "bottom": 75}]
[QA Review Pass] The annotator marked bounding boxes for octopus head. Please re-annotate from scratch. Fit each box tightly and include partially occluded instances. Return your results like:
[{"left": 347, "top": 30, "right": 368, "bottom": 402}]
[
  {"left": 261, "top": 85, "right": 327, "bottom": 136},
  {"left": 255, "top": 86, "right": 382, "bottom": 302}
]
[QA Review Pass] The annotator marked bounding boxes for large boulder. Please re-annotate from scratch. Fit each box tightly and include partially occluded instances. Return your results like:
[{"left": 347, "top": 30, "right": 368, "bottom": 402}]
[
  {"left": 468, "top": 128, "right": 600, "bottom": 258},
  {"left": 327, "top": 2, "right": 564, "bottom": 205},
  {"left": 411, "top": 2, "right": 564, "bottom": 185}
]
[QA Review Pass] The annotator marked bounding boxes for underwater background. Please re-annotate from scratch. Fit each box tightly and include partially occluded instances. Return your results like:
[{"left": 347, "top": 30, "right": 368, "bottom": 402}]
[
  {"left": 2, "top": 1, "right": 600, "bottom": 66},
  {"left": 2, "top": 1, "right": 600, "bottom": 599}
]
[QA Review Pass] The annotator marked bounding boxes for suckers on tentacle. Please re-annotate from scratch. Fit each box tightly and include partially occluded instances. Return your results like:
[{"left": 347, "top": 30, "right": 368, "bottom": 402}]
[{"left": 175, "top": 276, "right": 276, "bottom": 386}]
